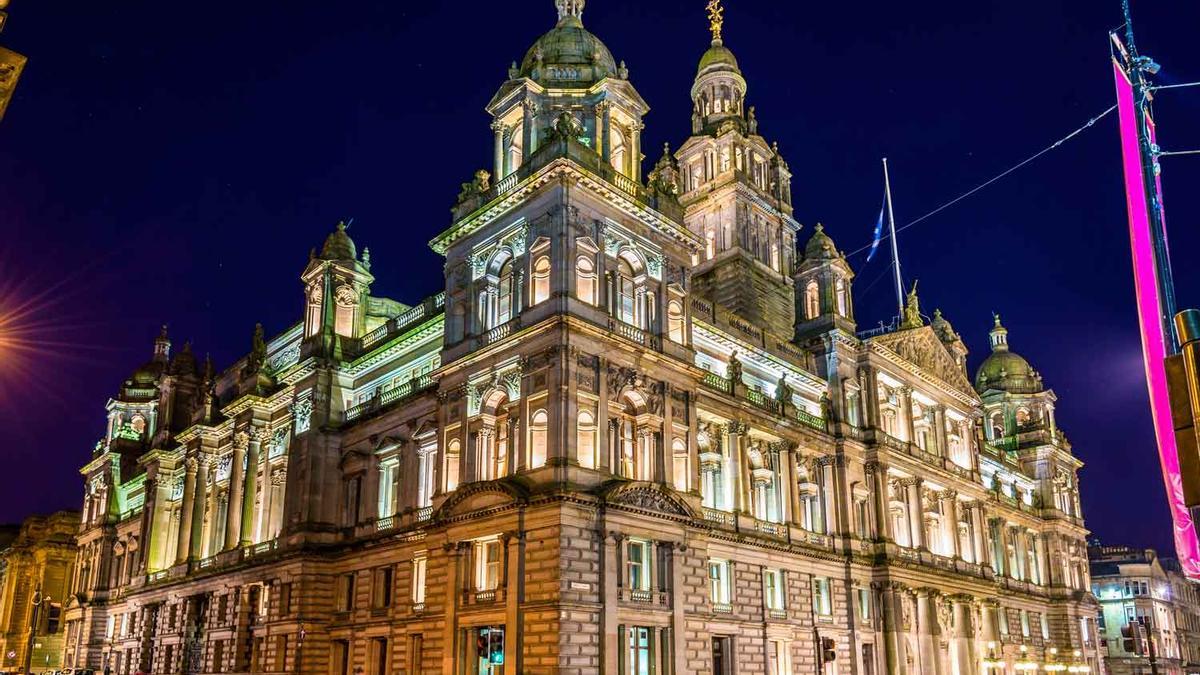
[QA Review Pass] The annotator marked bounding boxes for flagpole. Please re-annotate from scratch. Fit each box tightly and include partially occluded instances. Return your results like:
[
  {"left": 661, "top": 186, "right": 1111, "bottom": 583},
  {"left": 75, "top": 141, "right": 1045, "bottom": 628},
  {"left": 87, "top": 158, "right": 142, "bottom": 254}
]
[{"left": 883, "top": 157, "right": 904, "bottom": 317}]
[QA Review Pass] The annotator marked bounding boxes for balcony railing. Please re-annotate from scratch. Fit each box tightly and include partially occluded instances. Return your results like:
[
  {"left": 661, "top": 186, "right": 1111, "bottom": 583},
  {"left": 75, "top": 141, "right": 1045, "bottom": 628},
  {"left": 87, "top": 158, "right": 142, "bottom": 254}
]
[
  {"left": 701, "top": 371, "right": 732, "bottom": 395},
  {"left": 344, "top": 374, "right": 436, "bottom": 423},
  {"left": 702, "top": 507, "right": 735, "bottom": 527},
  {"left": 416, "top": 506, "right": 434, "bottom": 523},
  {"left": 358, "top": 292, "right": 446, "bottom": 352},
  {"left": 795, "top": 408, "right": 827, "bottom": 432}
]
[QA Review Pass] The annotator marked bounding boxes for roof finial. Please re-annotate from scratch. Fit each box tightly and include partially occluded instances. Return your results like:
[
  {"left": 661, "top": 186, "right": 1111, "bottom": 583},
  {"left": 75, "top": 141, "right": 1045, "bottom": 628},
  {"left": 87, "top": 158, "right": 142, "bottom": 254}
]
[
  {"left": 706, "top": 0, "right": 725, "bottom": 44},
  {"left": 556, "top": 0, "right": 585, "bottom": 24}
]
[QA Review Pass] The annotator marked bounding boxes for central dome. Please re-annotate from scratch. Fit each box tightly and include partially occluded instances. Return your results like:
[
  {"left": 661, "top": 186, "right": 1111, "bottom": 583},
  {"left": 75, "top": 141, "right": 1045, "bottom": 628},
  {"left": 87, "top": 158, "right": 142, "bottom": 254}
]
[
  {"left": 518, "top": 2, "right": 617, "bottom": 86},
  {"left": 520, "top": 19, "right": 617, "bottom": 85}
]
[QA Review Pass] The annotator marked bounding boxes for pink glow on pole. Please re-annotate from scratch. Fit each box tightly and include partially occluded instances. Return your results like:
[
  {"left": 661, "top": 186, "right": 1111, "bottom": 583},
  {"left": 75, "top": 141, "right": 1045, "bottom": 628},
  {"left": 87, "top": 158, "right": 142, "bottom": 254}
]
[{"left": 1114, "top": 59, "right": 1200, "bottom": 576}]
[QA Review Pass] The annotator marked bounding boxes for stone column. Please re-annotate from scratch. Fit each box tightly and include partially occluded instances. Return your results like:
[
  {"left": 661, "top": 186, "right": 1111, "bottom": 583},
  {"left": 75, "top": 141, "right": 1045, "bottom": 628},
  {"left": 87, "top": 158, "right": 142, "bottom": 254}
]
[
  {"left": 225, "top": 431, "right": 249, "bottom": 551},
  {"left": 904, "top": 478, "right": 925, "bottom": 550},
  {"left": 1036, "top": 534, "right": 1050, "bottom": 586},
  {"left": 900, "top": 387, "right": 916, "bottom": 443},
  {"left": 941, "top": 491, "right": 961, "bottom": 558},
  {"left": 189, "top": 457, "right": 210, "bottom": 561},
  {"left": 241, "top": 428, "right": 263, "bottom": 546},
  {"left": 727, "top": 422, "right": 748, "bottom": 513},
  {"left": 861, "top": 367, "right": 881, "bottom": 430},
  {"left": 596, "top": 102, "right": 611, "bottom": 164},
  {"left": 176, "top": 458, "right": 198, "bottom": 565},
  {"left": 1014, "top": 527, "right": 1029, "bottom": 581},
  {"left": 630, "top": 121, "right": 643, "bottom": 181},
  {"left": 915, "top": 588, "right": 944, "bottom": 675},
  {"left": 492, "top": 119, "right": 505, "bottom": 178},
  {"left": 868, "top": 462, "right": 892, "bottom": 541},
  {"left": 950, "top": 595, "right": 977, "bottom": 675},
  {"left": 881, "top": 583, "right": 908, "bottom": 675},
  {"left": 522, "top": 99, "right": 538, "bottom": 158},
  {"left": 972, "top": 504, "right": 990, "bottom": 569},
  {"left": 933, "top": 405, "right": 948, "bottom": 457}
]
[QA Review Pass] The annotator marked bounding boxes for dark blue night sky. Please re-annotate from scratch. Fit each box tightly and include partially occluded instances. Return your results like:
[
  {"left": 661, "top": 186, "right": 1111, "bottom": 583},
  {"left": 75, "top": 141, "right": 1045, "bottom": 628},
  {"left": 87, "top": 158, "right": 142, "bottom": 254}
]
[{"left": 2, "top": 0, "right": 1198, "bottom": 553}]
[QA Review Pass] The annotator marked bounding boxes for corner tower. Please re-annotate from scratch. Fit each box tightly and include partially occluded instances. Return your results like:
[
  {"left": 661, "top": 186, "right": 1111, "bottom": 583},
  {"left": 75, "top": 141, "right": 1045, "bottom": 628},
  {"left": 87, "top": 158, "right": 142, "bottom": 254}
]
[{"left": 675, "top": 0, "right": 799, "bottom": 340}]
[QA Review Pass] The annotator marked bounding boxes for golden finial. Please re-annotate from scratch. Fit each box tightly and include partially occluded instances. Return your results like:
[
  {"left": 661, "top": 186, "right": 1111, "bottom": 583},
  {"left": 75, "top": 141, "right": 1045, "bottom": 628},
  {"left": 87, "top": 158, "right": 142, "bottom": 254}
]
[{"left": 706, "top": 0, "right": 724, "bottom": 43}]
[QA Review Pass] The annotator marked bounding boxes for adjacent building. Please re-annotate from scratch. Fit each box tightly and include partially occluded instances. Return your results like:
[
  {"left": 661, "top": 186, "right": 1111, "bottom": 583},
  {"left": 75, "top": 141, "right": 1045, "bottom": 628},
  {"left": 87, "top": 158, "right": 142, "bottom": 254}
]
[
  {"left": 0, "top": 511, "right": 78, "bottom": 673},
  {"left": 1091, "top": 544, "right": 1200, "bottom": 674},
  {"left": 60, "top": 1, "right": 1102, "bottom": 673}
]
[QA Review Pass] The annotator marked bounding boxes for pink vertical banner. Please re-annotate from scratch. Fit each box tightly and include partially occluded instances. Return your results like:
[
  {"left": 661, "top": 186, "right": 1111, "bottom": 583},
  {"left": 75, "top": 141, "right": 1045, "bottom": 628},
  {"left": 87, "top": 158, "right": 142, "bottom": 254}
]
[{"left": 1113, "top": 58, "right": 1200, "bottom": 576}]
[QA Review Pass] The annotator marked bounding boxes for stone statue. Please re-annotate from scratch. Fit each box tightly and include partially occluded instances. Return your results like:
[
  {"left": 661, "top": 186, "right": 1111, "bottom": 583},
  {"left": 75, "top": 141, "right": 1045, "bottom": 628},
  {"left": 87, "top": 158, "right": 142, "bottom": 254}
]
[
  {"left": 747, "top": 105, "right": 758, "bottom": 135},
  {"left": 774, "top": 374, "right": 793, "bottom": 405},
  {"left": 820, "top": 391, "right": 836, "bottom": 422},
  {"left": 550, "top": 111, "right": 583, "bottom": 141},
  {"left": 647, "top": 143, "right": 680, "bottom": 197},
  {"left": 248, "top": 323, "right": 267, "bottom": 373},
  {"left": 726, "top": 351, "right": 743, "bottom": 385},
  {"left": 456, "top": 169, "right": 492, "bottom": 204},
  {"left": 901, "top": 280, "right": 923, "bottom": 328}
]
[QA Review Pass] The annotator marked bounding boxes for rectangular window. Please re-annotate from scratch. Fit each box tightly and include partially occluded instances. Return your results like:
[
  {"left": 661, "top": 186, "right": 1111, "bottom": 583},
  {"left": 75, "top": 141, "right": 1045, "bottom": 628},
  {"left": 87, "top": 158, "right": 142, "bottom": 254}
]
[
  {"left": 475, "top": 539, "right": 502, "bottom": 591},
  {"left": 337, "top": 573, "right": 355, "bottom": 612},
  {"left": 709, "top": 560, "right": 731, "bottom": 606},
  {"left": 412, "top": 554, "right": 427, "bottom": 605},
  {"left": 766, "top": 640, "right": 789, "bottom": 675},
  {"left": 370, "top": 637, "right": 388, "bottom": 675},
  {"left": 1020, "top": 609, "right": 1031, "bottom": 637},
  {"left": 764, "top": 569, "right": 785, "bottom": 611},
  {"left": 372, "top": 566, "right": 393, "bottom": 608},
  {"left": 627, "top": 540, "right": 650, "bottom": 591},
  {"left": 1041, "top": 612, "right": 1050, "bottom": 640},
  {"left": 627, "top": 626, "right": 652, "bottom": 675},
  {"left": 858, "top": 587, "right": 872, "bottom": 622},
  {"left": 812, "top": 577, "right": 832, "bottom": 616}
]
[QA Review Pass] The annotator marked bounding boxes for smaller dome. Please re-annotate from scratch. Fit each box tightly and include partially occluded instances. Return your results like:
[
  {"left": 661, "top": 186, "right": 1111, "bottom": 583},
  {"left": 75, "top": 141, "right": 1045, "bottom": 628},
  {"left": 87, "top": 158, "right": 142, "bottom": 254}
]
[
  {"left": 697, "top": 41, "right": 740, "bottom": 75},
  {"left": 803, "top": 223, "right": 840, "bottom": 260},
  {"left": 974, "top": 315, "right": 1043, "bottom": 393},
  {"left": 320, "top": 221, "right": 357, "bottom": 261}
]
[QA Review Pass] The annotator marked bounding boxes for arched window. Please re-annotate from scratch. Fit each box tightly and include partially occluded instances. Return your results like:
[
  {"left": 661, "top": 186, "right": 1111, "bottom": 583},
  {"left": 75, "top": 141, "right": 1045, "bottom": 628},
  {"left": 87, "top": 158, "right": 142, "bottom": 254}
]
[
  {"left": 672, "top": 438, "right": 689, "bottom": 492},
  {"left": 505, "top": 126, "right": 523, "bottom": 176},
  {"left": 575, "top": 255, "right": 597, "bottom": 305},
  {"left": 577, "top": 410, "right": 597, "bottom": 469},
  {"left": 445, "top": 439, "right": 461, "bottom": 492},
  {"left": 835, "top": 279, "right": 848, "bottom": 317},
  {"left": 496, "top": 258, "right": 514, "bottom": 325},
  {"left": 532, "top": 255, "right": 551, "bottom": 305},
  {"left": 667, "top": 300, "right": 685, "bottom": 343},
  {"left": 990, "top": 412, "right": 1005, "bottom": 440},
  {"left": 610, "top": 127, "right": 627, "bottom": 175},
  {"left": 529, "top": 409, "right": 548, "bottom": 469},
  {"left": 804, "top": 280, "right": 820, "bottom": 319},
  {"left": 616, "top": 258, "right": 639, "bottom": 327}
]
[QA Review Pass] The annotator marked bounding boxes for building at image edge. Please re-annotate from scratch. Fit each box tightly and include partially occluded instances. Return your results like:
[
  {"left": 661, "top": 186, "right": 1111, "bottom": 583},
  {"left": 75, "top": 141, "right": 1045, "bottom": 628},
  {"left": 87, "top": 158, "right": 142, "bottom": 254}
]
[{"left": 61, "top": 1, "right": 1101, "bottom": 673}]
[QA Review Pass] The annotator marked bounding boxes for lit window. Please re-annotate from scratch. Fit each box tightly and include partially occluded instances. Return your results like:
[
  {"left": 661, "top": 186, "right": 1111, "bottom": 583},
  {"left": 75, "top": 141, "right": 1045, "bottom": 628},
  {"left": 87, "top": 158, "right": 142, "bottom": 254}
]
[
  {"left": 577, "top": 409, "right": 597, "bottom": 469},
  {"left": 804, "top": 281, "right": 820, "bottom": 319},
  {"left": 858, "top": 587, "right": 872, "bottom": 621},
  {"left": 812, "top": 577, "right": 832, "bottom": 616},
  {"left": 532, "top": 255, "right": 551, "bottom": 305},
  {"left": 709, "top": 560, "right": 731, "bottom": 606},
  {"left": 626, "top": 540, "right": 650, "bottom": 591},
  {"left": 611, "top": 127, "right": 627, "bottom": 175},
  {"left": 835, "top": 278, "right": 848, "bottom": 316},
  {"left": 667, "top": 300, "right": 685, "bottom": 343},
  {"left": 627, "top": 626, "right": 651, "bottom": 674},
  {"left": 671, "top": 438, "right": 688, "bottom": 492},
  {"left": 445, "top": 439, "right": 461, "bottom": 492},
  {"left": 575, "top": 255, "right": 597, "bottom": 305},
  {"left": 474, "top": 539, "right": 502, "bottom": 591},
  {"left": 529, "top": 409, "right": 548, "bottom": 469},
  {"left": 496, "top": 259, "right": 514, "bottom": 326},
  {"left": 617, "top": 258, "right": 639, "bottom": 327},
  {"left": 764, "top": 569, "right": 785, "bottom": 611},
  {"left": 412, "top": 554, "right": 427, "bottom": 605}
]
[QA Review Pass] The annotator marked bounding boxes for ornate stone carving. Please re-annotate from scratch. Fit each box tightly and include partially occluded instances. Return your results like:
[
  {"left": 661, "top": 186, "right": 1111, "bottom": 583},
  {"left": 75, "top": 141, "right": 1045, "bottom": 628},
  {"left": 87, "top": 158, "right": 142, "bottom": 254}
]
[
  {"left": 605, "top": 484, "right": 691, "bottom": 517},
  {"left": 872, "top": 326, "right": 977, "bottom": 396},
  {"left": 291, "top": 394, "right": 313, "bottom": 434}
]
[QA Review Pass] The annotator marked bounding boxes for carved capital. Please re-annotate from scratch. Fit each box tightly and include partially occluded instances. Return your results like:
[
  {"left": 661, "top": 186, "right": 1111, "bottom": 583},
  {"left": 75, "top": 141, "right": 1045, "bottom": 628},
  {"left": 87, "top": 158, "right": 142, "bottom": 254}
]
[{"left": 232, "top": 431, "right": 250, "bottom": 451}]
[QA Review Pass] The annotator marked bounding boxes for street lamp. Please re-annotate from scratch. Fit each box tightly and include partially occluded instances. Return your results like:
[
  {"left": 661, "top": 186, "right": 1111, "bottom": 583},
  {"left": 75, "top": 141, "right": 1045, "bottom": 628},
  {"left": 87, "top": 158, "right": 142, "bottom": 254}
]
[{"left": 21, "top": 588, "right": 51, "bottom": 675}]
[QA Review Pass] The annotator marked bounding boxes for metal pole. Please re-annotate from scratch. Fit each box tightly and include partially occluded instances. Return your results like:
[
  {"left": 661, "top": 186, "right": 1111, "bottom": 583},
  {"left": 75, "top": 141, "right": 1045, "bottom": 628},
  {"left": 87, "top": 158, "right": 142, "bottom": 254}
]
[
  {"left": 21, "top": 588, "right": 43, "bottom": 675},
  {"left": 1122, "top": 0, "right": 1180, "bottom": 352},
  {"left": 882, "top": 158, "right": 904, "bottom": 318}
]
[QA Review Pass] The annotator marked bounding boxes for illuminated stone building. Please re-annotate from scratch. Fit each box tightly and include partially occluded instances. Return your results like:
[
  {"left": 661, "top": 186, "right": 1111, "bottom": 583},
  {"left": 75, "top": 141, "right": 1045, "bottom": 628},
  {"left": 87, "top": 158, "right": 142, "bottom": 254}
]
[
  {"left": 0, "top": 511, "right": 78, "bottom": 673},
  {"left": 62, "top": 1, "right": 1102, "bottom": 673},
  {"left": 1090, "top": 544, "right": 1200, "bottom": 674}
]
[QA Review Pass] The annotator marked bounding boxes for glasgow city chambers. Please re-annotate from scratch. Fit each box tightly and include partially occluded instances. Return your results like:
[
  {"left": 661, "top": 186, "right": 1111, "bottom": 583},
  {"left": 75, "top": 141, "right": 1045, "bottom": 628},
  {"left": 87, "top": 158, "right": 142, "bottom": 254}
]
[{"left": 59, "top": 1, "right": 1102, "bottom": 673}]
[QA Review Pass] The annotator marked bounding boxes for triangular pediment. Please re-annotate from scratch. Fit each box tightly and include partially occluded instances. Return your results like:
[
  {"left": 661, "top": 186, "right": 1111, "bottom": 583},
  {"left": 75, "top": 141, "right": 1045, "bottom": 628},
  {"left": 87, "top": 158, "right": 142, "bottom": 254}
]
[{"left": 871, "top": 326, "right": 977, "bottom": 398}]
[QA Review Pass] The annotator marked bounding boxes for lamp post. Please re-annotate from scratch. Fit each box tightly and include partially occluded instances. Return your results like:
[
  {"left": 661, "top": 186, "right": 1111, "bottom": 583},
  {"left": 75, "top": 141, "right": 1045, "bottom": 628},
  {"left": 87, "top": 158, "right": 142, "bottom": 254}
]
[{"left": 21, "top": 587, "right": 51, "bottom": 675}]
